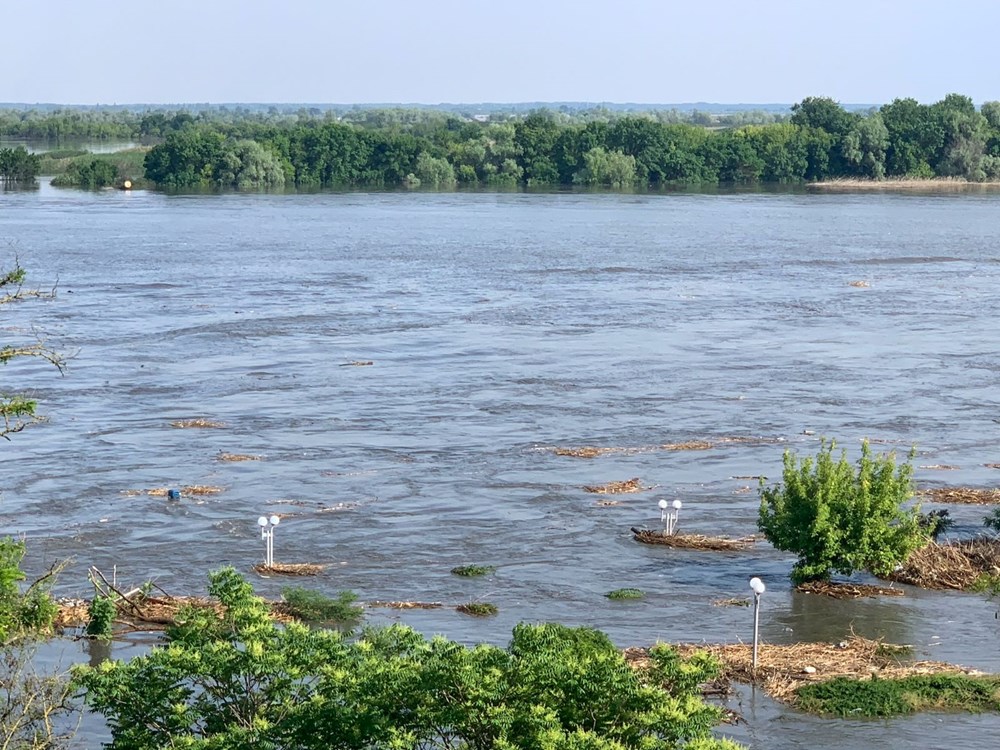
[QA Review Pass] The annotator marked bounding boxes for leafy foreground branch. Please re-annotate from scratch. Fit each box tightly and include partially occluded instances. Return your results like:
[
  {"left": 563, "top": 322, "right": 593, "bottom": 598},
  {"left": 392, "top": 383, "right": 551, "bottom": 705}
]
[{"left": 75, "top": 567, "right": 741, "bottom": 750}]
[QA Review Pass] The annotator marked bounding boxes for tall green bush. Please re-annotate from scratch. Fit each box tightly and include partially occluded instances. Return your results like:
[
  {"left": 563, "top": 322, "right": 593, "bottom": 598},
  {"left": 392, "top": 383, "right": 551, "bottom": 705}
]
[
  {"left": 758, "top": 440, "right": 927, "bottom": 584},
  {"left": 75, "top": 567, "right": 741, "bottom": 749},
  {"left": 0, "top": 537, "right": 58, "bottom": 643}
]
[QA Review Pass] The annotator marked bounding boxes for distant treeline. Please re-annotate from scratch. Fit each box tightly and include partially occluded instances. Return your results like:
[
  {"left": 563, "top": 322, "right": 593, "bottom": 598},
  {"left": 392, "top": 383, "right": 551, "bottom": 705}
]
[{"left": 5, "top": 95, "right": 1000, "bottom": 189}]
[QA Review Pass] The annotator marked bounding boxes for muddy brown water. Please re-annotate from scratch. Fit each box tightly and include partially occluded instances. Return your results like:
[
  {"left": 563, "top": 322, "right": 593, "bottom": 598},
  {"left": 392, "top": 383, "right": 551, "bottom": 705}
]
[{"left": 3, "top": 180, "right": 1000, "bottom": 748}]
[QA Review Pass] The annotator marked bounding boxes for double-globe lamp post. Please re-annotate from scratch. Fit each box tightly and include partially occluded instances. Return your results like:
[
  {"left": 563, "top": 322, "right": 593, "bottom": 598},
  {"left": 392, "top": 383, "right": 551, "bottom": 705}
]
[
  {"left": 749, "top": 576, "right": 766, "bottom": 672},
  {"left": 258, "top": 514, "right": 280, "bottom": 567},
  {"left": 657, "top": 498, "right": 683, "bottom": 535}
]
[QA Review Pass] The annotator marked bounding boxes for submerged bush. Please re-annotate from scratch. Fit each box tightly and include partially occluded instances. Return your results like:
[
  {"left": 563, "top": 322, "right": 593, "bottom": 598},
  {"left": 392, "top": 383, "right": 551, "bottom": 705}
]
[
  {"left": 606, "top": 588, "right": 645, "bottom": 600},
  {"left": 281, "top": 586, "right": 363, "bottom": 623},
  {"left": 796, "top": 674, "right": 1000, "bottom": 717},
  {"left": 450, "top": 564, "right": 496, "bottom": 577},
  {"left": 758, "top": 440, "right": 927, "bottom": 583}
]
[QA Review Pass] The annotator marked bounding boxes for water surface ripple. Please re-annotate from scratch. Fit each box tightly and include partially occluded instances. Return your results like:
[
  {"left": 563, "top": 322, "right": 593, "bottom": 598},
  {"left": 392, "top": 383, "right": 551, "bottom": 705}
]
[{"left": 3, "top": 183, "right": 1000, "bottom": 748}]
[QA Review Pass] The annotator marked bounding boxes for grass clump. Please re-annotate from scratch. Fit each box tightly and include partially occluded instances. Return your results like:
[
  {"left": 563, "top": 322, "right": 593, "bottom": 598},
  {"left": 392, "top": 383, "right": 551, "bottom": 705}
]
[
  {"left": 605, "top": 588, "right": 645, "bottom": 600},
  {"left": 456, "top": 602, "right": 498, "bottom": 616},
  {"left": 280, "top": 587, "right": 362, "bottom": 623},
  {"left": 795, "top": 674, "right": 1000, "bottom": 717},
  {"left": 450, "top": 565, "right": 496, "bottom": 577}
]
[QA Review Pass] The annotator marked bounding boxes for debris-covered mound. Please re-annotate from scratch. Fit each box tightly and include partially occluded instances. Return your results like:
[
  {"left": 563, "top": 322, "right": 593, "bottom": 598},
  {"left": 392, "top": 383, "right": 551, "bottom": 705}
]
[
  {"left": 886, "top": 539, "right": 1000, "bottom": 590},
  {"left": 630, "top": 528, "right": 755, "bottom": 551}
]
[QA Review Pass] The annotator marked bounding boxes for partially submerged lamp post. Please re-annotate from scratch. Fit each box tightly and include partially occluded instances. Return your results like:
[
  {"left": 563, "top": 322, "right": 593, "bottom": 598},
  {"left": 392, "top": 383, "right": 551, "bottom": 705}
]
[
  {"left": 749, "top": 576, "right": 766, "bottom": 672},
  {"left": 658, "top": 498, "right": 683, "bottom": 536},
  {"left": 258, "top": 515, "right": 280, "bottom": 567}
]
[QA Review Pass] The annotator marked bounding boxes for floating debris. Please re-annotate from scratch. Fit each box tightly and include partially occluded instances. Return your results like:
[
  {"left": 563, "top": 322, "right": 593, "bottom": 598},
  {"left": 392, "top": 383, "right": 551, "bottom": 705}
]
[
  {"left": 583, "top": 477, "right": 647, "bottom": 494},
  {"left": 886, "top": 539, "right": 1000, "bottom": 591},
  {"left": 661, "top": 440, "right": 713, "bottom": 451},
  {"left": 713, "top": 598, "right": 751, "bottom": 607},
  {"left": 252, "top": 563, "right": 325, "bottom": 577},
  {"left": 630, "top": 528, "right": 755, "bottom": 551},
  {"left": 595, "top": 499, "right": 624, "bottom": 507},
  {"left": 919, "top": 465, "right": 959, "bottom": 470},
  {"left": 917, "top": 487, "right": 1000, "bottom": 504},
  {"left": 626, "top": 636, "right": 976, "bottom": 704},
  {"left": 795, "top": 581, "right": 904, "bottom": 599},
  {"left": 985, "top": 463, "right": 1000, "bottom": 470},
  {"left": 848, "top": 280, "right": 871, "bottom": 288},
  {"left": 170, "top": 419, "right": 225, "bottom": 429},
  {"left": 147, "top": 485, "right": 224, "bottom": 497},
  {"left": 366, "top": 601, "right": 444, "bottom": 609},
  {"left": 340, "top": 360, "right": 374, "bottom": 367},
  {"left": 216, "top": 452, "right": 262, "bottom": 462},
  {"left": 554, "top": 446, "right": 615, "bottom": 458}
]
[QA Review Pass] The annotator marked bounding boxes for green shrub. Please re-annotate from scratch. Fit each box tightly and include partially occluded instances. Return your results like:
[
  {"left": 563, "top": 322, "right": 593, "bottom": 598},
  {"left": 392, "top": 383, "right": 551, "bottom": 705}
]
[
  {"left": 457, "top": 601, "right": 498, "bottom": 616},
  {"left": 281, "top": 587, "right": 362, "bottom": 623},
  {"left": 758, "top": 439, "right": 927, "bottom": 584},
  {"left": 0, "top": 538, "right": 58, "bottom": 643},
  {"left": 450, "top": 564, "right": 496, "bottom": 577},
  {"left": 85, "top": 595, "right": 116, "bottom": 640},
  {"left": 605, "top": 588, "right": 645, "bottom": 600},
  {"left": 985, "top": 508, "right": 1000, "bottom": 533},
  {"left": 74, "top": 567, "right": 740, "bottom": 749}
]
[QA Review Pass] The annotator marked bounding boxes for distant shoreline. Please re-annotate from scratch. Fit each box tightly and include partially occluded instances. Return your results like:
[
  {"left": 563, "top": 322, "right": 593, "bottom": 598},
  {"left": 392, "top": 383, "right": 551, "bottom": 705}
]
[{"left": 808, "top": 178, "right": 1000, "bottom": 192}]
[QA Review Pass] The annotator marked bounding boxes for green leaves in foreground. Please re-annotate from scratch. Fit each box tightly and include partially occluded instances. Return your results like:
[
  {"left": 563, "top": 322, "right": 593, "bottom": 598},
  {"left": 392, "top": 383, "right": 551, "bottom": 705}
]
[
  {"left": 74, "top": 566, "right": 741, "bottom": 749},
  {"left": 796, "top": 674, "right": 1000, "bottom": 717}
]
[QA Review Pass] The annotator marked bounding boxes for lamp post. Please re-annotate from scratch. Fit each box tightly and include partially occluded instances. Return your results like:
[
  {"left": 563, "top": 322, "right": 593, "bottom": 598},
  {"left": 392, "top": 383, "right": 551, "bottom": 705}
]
[
  {"left": 258, "top": 515, "right": 280, "bottom": 567},
  {"left": 749, "top": 577, "right": 766, "bottom": 672},
  {"left": 659, "top": 499, "right": 683, "bottom": 536}
]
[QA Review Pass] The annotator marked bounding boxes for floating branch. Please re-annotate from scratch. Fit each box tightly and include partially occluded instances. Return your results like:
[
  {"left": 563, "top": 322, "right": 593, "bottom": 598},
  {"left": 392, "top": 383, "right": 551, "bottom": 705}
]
[{"left": 795, "top": 581, "right": 904, "bottom": 599}]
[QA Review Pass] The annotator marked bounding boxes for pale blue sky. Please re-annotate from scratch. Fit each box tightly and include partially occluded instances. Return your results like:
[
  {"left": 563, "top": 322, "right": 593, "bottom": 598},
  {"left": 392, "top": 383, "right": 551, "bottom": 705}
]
[{"left": 6, "top": 0, "right": 999, "bottom": 105}]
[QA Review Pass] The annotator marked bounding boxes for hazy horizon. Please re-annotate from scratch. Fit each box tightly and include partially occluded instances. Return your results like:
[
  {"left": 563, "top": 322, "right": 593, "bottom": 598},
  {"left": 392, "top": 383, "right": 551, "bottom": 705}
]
[{"left": 6, "top": 0, "right": 1000, "bottom": 106}]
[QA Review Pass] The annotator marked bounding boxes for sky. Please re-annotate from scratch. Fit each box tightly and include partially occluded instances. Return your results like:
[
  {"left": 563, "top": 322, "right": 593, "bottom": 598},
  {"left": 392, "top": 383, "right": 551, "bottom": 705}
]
[{"left": 5, "top": 0, "right": 1000, "bottom": 106}]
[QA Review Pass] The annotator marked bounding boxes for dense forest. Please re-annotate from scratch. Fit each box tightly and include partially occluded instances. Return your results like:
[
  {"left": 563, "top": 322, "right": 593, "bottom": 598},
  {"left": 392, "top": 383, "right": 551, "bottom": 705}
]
[{"left": 3, "top": 95, "right": 1000, "bottom": 189}]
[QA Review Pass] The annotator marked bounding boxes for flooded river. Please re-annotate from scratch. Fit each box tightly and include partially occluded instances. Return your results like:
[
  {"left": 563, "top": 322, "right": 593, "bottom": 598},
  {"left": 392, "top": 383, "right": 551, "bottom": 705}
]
[{"left": 2, "top": 180, "right": 999, "bottom": 748}]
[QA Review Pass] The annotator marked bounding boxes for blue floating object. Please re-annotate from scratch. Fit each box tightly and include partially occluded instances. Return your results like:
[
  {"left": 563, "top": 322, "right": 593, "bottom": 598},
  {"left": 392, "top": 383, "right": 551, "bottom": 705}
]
[{"left": 167, "top": 489, "right": 181, "bottom": 500}]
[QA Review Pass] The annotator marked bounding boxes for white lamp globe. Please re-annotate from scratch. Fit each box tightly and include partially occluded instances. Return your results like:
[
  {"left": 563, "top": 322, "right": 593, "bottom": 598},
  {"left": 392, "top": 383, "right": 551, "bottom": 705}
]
[
  {"left": 269, "top": 515, "right": 281, "bottom": 526},
  {"left": 658, "top": 499, "right": 668, "bottom": 510},
  {"left": 257, "top": 516, "right": 268, "bottom": 527},
  {"left": 672, "top": 499, "right": 683, "bottom": 510},
  {"left": 749, "top": 577, "right": 766, "bottom": 595}
]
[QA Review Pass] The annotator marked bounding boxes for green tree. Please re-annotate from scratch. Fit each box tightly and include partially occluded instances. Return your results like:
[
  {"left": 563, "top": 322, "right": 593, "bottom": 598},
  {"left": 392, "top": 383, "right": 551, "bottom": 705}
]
[
  {"left": 842, "top": 113, "right": 889, "bottom": 179},
  {"left": 880, "top": 98, "right": 939, "bottom": 176},
  {"left": 0, "top": 147, "right": 41, "bottom": 182},
  {"left": 758, "top": 440, "right": 927, "bottom": 584},
  {"left": 76, "top": 567, "right": 741, "bottom": 750},
  {"left": 413, "top": 151, "right": 456, "bottom": 188},
  {"left": 573, "top": 147, "right": 638, "bottom": 188}
]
